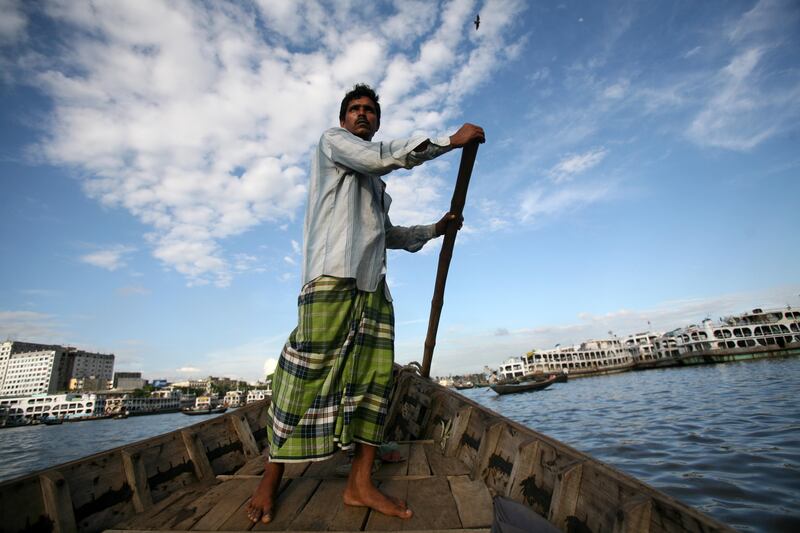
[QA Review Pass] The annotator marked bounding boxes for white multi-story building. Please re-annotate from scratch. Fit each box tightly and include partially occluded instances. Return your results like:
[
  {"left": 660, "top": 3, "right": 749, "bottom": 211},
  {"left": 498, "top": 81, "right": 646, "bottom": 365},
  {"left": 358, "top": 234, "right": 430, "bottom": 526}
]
[
  {"left": 0, "top": 349, "right": 65, "bottom": 396},
  {"left": 224, "top": 390, "right": 244, "bottom": 407},
  {"left": 0, "top": 341, "right": 115, "bottom": 397},
  {"left": 246, "top": 389, "right": 270, "bottom": 403}
]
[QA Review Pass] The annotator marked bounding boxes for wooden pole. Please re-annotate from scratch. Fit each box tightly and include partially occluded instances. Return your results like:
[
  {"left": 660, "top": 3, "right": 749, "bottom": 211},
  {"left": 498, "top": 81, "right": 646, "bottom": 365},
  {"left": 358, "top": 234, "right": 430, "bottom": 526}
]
[{"left": 421, "top": 142, "right": 479, "bottom": 378}]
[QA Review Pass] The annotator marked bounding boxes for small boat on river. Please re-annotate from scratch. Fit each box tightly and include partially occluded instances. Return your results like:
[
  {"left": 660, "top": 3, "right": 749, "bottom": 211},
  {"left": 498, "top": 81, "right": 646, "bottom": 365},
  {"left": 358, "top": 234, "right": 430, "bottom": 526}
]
[
  {"left": 490, "top": 374, "right": 559, "bottom": 395},
  {"left": 181, "top": 405, "right": 227, "bottom": 416}
]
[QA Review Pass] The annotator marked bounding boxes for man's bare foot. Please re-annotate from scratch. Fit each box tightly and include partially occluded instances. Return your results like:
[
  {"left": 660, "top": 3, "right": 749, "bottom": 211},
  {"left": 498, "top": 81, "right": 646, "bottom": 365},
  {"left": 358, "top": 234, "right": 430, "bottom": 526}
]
[
  {"left": 245, "top": 462, "right": 284, "bottom": 523},
  {"left": 342, "top": 483, "right": 413, "bottom": 519}
]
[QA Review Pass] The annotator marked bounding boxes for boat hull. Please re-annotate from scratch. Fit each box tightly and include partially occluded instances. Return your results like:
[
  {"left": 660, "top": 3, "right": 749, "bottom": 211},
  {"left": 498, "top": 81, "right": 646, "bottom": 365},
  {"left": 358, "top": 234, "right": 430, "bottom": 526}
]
[{"left": 0, "top": 368, "right": 734, "bottom": 533}]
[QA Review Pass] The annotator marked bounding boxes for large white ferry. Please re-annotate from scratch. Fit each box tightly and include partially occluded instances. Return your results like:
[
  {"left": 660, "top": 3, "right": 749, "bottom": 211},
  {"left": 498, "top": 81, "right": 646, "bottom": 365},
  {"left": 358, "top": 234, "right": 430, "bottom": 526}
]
[
  {"left": 492, "top": 306, "right": 800, "bottom": 379},
  {"left": 524, "top": 337, "right": 634, "bottom": 378},
  {"left": 659, "top": 307, "right": 800, "bottom": 363}
]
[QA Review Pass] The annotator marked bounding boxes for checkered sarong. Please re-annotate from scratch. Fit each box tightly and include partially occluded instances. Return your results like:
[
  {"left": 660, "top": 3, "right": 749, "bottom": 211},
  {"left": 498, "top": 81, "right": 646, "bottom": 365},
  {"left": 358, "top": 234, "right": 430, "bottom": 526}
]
[{"left": 266, "top": 276, "right": 394, "bottom": 462}]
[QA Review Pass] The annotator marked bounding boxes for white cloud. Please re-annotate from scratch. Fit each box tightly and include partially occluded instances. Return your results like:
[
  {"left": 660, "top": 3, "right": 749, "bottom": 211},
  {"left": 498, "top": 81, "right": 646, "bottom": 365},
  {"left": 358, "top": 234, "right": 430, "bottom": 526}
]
[
  {"left": 519, "top": 183, "right": 611, "bottom": 223},
  {"left": 686, "top": 1, "right": 800, "bottom": 151},
  {"left": 0, "top": 0, "right": 26, "bottom": 44},
  {"left": 117, "top": 286, "right": 151, "bottom": 296},
  {"left": 13, "top": 0, "right": 525, "bottom": 287},
  {"left": 0, "top": 310, "right": 63, "bottom": 342},
  {"left": 686, "top": 47, "right": 792, "bottom": 150},
  {"left": 80, "top": 245, "right": 137, "bottom": 271},
  {"left": 177, "top": 366, "right": 201, "bottom": 373},
  {"left": 548, "top": 148, "right": 608, "bottom": 183}
]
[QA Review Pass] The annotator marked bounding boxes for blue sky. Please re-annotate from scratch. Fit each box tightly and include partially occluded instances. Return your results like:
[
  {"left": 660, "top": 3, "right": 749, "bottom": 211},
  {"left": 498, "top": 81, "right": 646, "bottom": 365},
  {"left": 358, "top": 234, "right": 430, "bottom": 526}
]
[{"left": 1, "top": 0, "right": 798, "bottom": 380}]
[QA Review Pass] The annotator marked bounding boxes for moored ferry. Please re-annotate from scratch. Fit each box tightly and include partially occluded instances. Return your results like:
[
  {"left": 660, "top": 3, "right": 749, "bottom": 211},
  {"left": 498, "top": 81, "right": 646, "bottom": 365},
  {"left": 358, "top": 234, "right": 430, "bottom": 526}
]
[
  {"left": 524, "top": 337, "right": 634, "bottom": 378},
  {"left": 659, "top": 307, "right": 800, "bottom": 364}
]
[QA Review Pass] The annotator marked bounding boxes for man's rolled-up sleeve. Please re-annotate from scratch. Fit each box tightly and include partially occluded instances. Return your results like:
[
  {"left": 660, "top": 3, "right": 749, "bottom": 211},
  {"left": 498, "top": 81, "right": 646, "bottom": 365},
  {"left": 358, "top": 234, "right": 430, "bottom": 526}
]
[{"left": 385, "top": 214, "right": 437, "bottom": 252}]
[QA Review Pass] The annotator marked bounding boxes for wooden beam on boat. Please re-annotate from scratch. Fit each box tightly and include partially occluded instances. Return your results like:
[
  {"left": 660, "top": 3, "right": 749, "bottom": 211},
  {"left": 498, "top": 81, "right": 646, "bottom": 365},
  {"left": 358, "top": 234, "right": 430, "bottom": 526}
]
[
  {"left": 227, "top": 413, "right": 261, "bottom": 460},
  {"left": 548, "top": 462, "right": 584, "bottom": 530},
  {"left": 448, "top": 474, "right": 494, "bottom": 528},
  {"left": 444, "top": 405, "right": 473, "bottom": 457},
  {"left": 39, "top": 471, "right": 78, "bottom": 533},
  {"left": 613, "top": 497, "right": 653, "bottom": 533},
  {"left": 472, "top": 421, "right": 504, "bottom": 482},
  {"left": 181, "top": 429, "right": 216, "bottom": 483},
  {"left": 120, "top": 449, "right": 153, "bottom": 513}
]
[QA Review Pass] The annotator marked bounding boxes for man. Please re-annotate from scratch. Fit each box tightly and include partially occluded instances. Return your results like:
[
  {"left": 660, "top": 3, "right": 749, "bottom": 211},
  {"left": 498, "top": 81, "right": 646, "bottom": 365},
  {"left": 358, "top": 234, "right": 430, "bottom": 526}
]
[{"left": 246, "top": 84, "right": 485, "bottom": 522}]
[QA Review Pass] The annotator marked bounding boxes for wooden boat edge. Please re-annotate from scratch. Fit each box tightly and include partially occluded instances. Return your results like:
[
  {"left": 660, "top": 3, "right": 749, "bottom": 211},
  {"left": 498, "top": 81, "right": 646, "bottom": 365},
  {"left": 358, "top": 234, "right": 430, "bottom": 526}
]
[{"left": 0, "top": 369, "right": 735, "bottom": 532}]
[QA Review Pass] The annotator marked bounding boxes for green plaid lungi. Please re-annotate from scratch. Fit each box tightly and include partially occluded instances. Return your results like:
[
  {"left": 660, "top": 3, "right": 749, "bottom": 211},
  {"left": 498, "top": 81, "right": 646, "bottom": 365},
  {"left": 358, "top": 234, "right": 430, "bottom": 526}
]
[{"left": 266, "top": 276, "right": 395, "bottom": 462}]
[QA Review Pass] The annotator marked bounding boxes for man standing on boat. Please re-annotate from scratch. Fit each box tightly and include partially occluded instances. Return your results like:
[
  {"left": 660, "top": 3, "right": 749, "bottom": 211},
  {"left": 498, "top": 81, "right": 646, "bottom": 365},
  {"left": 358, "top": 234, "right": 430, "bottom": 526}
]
[{"left": 246, "top": 84, "right": 485, "bottom": 523}]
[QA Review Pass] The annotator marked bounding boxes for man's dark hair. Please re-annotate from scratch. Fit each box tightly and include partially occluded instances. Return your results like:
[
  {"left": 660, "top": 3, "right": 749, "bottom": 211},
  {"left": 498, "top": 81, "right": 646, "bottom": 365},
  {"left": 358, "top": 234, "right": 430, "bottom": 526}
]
[{"left": 339, "top": 83, "right": 381, "bottom": 124}]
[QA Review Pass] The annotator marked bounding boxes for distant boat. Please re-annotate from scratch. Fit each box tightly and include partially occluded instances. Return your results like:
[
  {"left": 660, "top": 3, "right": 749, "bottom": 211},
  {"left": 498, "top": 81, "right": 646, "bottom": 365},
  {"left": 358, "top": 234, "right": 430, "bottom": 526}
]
[
  {"left": 181, "top": 406, "right": 227, "bottom": 416},
  {"left": 42, "top": 417, "right": 63, "bottom": 425},
  {"left": 453, "top": 381, "right": 474, "bottom": 390},
  {"left": 490, "top": 374, "right": 558, "bottom": 395}
]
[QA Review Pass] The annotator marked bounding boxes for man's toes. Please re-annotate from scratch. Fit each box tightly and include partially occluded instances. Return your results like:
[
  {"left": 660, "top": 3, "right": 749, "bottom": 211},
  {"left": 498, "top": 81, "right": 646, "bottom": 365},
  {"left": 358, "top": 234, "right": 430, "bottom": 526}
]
[{"left": 260, "top": 511, "right": 273, "bottom": 524}]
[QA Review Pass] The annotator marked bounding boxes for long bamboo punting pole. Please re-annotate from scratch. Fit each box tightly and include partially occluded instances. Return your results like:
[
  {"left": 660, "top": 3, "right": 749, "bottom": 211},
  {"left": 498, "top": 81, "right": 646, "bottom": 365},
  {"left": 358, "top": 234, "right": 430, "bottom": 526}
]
[{"left": 421, "top": 142, "right": 479, "bottom": 378}]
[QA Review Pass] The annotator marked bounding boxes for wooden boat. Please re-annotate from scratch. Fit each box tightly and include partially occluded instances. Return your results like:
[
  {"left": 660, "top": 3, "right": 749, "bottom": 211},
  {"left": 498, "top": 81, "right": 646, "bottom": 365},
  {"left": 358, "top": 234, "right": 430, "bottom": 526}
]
[
  {"left": 0, "top": 367, "right": 733, "bottom": 532},
  {"left": 490, "top": 374, "right": 558, "bottom": 395},
  {"left": 453, "top": 381, "right": 474, "bottom": 390},
  {"left": 181, "top": 406, "right": 228, "bottom": 416}
]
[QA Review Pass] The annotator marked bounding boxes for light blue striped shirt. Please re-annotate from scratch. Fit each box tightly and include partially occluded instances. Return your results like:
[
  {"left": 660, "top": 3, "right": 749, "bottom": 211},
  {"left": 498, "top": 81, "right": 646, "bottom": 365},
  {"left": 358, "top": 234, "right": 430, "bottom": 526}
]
[{"left": 302, "top": 127, "right": 452, "bottom": 299}]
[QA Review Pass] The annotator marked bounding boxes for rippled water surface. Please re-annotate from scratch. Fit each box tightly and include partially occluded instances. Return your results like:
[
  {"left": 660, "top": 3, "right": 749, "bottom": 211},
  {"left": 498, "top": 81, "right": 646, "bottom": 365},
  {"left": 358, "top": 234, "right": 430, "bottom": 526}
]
[
  {"left": 1, "top": 360, "right": 798, "bottom": 532},
  {"left": 461, "top": 358, "right": 800, "bottom": 532},
  {"left": 0, "top": 411, "right": 225, "bottom": 482}
]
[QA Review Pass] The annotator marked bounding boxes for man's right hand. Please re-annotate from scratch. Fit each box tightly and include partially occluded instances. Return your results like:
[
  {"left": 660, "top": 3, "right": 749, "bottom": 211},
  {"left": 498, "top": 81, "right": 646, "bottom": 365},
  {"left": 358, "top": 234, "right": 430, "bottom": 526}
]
[{"left": 449, "top": 123, "right": 485, "bottom": 147}]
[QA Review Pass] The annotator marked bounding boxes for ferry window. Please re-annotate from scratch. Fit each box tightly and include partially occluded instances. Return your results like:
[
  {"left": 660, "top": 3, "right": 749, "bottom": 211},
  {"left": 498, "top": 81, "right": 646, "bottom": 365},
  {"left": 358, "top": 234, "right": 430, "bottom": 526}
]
[
  {"left": 714, "top": 330, "right": 723, "bottom": 339},
  {"left": 737, "top": 340, "right": 746, "bottom": 348}
]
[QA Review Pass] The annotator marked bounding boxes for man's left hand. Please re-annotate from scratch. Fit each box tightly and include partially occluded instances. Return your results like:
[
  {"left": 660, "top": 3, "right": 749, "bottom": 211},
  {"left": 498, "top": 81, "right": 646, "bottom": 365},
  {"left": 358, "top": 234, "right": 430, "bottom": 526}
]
[{"left": 435, "top": 212, "right": 464, "bottom": 236}]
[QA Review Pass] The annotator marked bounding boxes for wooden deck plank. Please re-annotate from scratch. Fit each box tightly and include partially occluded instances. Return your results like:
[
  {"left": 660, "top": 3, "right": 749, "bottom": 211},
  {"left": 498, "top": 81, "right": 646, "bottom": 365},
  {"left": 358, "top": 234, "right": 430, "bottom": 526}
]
[
  {"left": 448, "top": 475, "right": 494, "bottom": 528},
  {"left": 374, "top": 443, "right": 409, "bottom": 479},
  {"left": 115, "top": 487, "right": 202, "bottom": 529},
  {"left": 302, "top": 452, "right": 350, "bottom": 479},
  {"left": 404, "top": 476, "right": 462, "bottom": 531},
  {"left": 235, "top": 456, "right": 267, "bottom": 476},
  {"left": 424, "top": 444, "right": 470, "bottom": 477},
  {"left": 287, "top": 478, "right": 347, "bottom": 530},
  {"left": 190, "top": 478, "right": 260, "bottom": 531},
  {"left": 328, "top": 498, "right": 371, "bottom": 531},
  {"left": 163, "top": 482, "right": 233, "bottom": 530},
  {"left": 252, "top": 478, "right": 321, "bottom": 531},
  {"left": 363, "top": 480, "right": 408, "bottom": 531},
  {"left": 406, "top": 443, "right": 431, "bottom": 477}
]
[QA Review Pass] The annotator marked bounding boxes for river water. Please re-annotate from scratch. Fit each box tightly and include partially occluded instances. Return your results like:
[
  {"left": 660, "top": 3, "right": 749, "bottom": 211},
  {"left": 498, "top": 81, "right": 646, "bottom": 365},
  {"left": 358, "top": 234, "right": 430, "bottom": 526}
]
[
  {"left": 460, "top": 358, "right": 800, "bottom": 532},
  {"left": 0, "top": 359, "right": 798, "bottom": 531}
]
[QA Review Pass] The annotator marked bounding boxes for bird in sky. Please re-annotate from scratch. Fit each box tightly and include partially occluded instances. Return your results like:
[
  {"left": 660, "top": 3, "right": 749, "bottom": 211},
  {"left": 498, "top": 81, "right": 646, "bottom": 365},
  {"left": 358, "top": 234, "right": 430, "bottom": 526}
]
[{"left": 474, "top": 14, "right": 480, "bottom": 30}]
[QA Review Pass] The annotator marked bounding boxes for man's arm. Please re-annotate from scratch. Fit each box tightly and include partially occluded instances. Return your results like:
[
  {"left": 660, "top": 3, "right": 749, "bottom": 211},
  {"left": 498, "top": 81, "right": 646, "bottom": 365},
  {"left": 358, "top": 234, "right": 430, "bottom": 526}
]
[
  {"left": 385, "top": 212, "right": 464, "bottom": 252},
  {"left": 323, "top": 123, "right": 485, "bottom": 176},
  {"left": 323, "top": 129, "right": 444, "bottom": 176}
]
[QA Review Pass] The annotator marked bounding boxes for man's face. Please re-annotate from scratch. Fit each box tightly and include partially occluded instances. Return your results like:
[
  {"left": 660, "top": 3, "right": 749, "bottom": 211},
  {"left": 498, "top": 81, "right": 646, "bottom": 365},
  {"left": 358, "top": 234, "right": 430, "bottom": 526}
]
[{"left": 340, "top": 96, "right": 379, "bottom": 141}]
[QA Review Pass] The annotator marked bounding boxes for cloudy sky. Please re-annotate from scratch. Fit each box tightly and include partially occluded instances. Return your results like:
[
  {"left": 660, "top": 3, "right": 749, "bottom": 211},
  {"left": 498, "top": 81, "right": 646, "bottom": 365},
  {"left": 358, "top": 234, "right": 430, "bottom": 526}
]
[{"left": 1, "top": 0, "right": 798, "bottom": 380}]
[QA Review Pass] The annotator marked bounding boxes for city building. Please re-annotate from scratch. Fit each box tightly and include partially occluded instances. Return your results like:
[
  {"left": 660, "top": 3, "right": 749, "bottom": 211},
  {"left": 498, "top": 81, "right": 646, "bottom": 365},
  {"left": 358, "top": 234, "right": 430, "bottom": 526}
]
[
  {"left": 0, "top": 348, "right": 67, "bottom": 396},
  {"left": 0, "top": 341, "right": 115, "bottom": 397},
  {"left": 224, "top": 390, "right": 243, "bottom": 407},
  {"left": 69, "top": 376, "right": 111, "bottom": 392},
  {"left": 113, "top": 372, "right": 145, "bottom": 391}
]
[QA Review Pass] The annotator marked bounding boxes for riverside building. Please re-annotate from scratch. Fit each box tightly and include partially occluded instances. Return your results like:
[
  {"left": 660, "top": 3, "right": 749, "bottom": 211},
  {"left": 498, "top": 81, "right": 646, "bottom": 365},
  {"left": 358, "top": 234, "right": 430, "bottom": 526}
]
[{"left": 0, "top": 340, "right": 114, "bottom": 397}]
